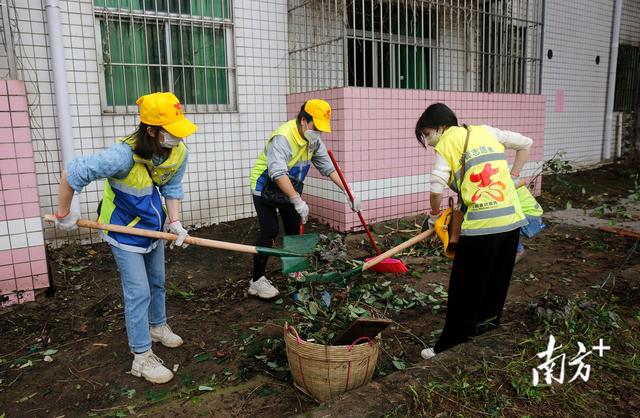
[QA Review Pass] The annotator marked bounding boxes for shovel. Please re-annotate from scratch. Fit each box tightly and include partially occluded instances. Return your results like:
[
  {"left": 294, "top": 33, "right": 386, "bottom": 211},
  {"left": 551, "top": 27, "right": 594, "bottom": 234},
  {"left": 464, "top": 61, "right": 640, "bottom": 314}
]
[
  {"left": 43, "top": 215, "right": 318, "bottom": 273},
  {"left": 302, "top": 228, "right": 435, "bottom": 284}
]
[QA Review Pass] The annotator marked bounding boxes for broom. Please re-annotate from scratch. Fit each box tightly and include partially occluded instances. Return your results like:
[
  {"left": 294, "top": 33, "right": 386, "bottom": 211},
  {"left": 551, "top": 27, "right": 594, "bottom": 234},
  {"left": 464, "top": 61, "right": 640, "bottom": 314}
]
[{"left": 328, "top": 150, "right": 408, "bottom": 274}]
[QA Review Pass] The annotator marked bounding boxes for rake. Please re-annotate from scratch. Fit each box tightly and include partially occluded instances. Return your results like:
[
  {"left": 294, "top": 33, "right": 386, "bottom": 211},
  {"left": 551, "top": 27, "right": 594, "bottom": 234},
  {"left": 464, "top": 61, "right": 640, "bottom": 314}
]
[
  {"left": 301, "top": 228, "right": 434, "bottom": 285},
  {"left": 328, "top": 149, "right": 408, "bottom": 274}
]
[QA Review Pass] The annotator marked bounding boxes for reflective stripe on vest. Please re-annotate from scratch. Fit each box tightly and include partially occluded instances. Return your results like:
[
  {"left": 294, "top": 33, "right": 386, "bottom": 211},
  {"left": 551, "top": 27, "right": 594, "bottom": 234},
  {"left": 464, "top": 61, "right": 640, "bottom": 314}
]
[
  {"left": 434, "top": 125, "right": 525, "bottom": 236},
  {"left": 249, "top": 119, "right": 313, "bottom": 194},
  {"left": 98, "top": 137, "right": 187, "bottom": 250}
]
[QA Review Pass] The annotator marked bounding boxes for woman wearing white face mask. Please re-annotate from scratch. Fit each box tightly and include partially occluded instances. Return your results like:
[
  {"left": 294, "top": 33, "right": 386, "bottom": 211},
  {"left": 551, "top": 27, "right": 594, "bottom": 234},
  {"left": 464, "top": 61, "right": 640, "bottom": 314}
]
[
  {"left": 248, "top": 99, "right": 360, "bottom": 299},
  {"left": 415, "top": 103, "right": 532, "bottom": 360},
  {"left": 53, "top": 92, "right": 196, "bottom": 384}
]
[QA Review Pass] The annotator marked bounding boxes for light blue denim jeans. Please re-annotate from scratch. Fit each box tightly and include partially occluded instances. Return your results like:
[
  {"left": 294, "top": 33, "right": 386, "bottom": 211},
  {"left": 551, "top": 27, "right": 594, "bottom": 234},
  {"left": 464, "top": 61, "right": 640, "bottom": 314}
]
[{"left": 111, "top": 243, "right": 166, "bottom": 353}]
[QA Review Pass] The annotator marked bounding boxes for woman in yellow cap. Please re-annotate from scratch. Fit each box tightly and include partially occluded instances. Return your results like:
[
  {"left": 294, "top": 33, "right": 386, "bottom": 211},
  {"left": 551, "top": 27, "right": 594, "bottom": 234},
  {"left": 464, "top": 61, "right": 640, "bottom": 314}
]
[
  {"left": 415, "top": 103, "right": 532, "bottom": 359},
  {"left": 248, "top": 99, "right": 360, "bottom": 299},
  {"left": 53, "top": 92, "right": 197, "bottom": 384}
]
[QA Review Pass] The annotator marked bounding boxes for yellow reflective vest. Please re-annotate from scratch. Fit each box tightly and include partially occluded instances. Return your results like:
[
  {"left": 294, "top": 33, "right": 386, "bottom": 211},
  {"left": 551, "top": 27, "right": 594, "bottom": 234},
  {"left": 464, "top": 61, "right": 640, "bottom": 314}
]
[
  {"left": 250, "top": 120, "right": 313, "bottom": 195},
  {"left": 517, "top": 185, "right": 543, "bottom": 217},
  {"left": 434, "top": 125, "right": 527, "bottom": 236},
  {"left": 98, "top": 137, "right": 187, "bottom": 252}
]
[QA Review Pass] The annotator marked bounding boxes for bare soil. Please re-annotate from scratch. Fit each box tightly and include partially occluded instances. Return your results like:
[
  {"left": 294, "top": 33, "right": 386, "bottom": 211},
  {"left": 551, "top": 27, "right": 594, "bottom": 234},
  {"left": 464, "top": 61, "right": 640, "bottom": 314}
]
[{"left": 1, "top": 163, "right": 639, "bottom": 418}]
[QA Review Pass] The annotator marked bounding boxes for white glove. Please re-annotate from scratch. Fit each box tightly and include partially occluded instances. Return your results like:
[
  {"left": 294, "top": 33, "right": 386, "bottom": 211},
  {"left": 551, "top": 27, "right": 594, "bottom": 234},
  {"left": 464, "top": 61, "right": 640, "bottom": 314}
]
[
  {"left": 344, "top": 191, "right": 362, "bottom": 212},
  {"left": 54, "top": 211, "right": 80, "bottom": 231},
  {"left": 290, "top": 194, "right": 309, "bottom": 224},
  {"left": 422, "top": 211, "right": 440, "bottom": 232},
  {"left": 167, "top": 220, "right": 189, "bottom": 249}
]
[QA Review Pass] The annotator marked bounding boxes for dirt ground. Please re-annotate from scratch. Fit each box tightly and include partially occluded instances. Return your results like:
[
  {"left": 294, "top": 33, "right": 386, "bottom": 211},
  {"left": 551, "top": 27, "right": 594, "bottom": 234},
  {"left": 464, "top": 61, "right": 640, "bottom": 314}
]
[{"left": 1, "top": 163, "right": 639, "bottom": 418}]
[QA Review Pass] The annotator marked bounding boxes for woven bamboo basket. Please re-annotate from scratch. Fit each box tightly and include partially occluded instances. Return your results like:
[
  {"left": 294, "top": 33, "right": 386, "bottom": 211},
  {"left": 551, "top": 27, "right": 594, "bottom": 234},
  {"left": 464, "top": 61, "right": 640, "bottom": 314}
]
[{"left": 284, "top": 322, "right": 380, "bottom": 402}]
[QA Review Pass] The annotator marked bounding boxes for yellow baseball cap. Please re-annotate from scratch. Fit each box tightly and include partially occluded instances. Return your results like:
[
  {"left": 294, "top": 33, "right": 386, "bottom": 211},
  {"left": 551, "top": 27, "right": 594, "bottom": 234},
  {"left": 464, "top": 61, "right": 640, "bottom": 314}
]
[
  {"left": 304, "top": 99, "right": 332, "bottom": 132},
  {"left": 136, "top": 92, "right": 197, "bottom": 138}
]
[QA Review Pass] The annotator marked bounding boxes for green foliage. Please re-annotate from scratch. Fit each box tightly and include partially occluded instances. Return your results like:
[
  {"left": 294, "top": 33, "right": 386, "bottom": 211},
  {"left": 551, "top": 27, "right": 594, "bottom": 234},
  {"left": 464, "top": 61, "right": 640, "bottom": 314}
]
[
  {"left": 166, "top": 281, "right": 195, "bottom": 299},
  {"left": 287, "top": 280, "right": 447, "bottom": 345},
  {"left": 542, "top": 152, "right": 573, "bottom": 177}
]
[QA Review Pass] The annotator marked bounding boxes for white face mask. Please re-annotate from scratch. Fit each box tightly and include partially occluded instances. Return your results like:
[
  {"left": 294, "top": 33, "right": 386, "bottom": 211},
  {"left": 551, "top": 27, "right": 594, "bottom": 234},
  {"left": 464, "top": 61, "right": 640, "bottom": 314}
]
[
  {"left": 424, "top": 129, "right": 443, "bottom": 147},
  {"left": 160, "top": 130, "right": 182, "bottom": 148},
  {"left": 304, "top": 129, "right": 322, "bottom": 146}
]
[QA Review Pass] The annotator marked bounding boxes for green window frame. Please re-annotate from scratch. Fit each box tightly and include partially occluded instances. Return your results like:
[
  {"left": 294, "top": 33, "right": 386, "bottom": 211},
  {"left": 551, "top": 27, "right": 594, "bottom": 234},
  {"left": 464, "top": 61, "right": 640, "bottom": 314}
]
[{"left": 94, "top": 0, "right": 236, "bottom": 112}]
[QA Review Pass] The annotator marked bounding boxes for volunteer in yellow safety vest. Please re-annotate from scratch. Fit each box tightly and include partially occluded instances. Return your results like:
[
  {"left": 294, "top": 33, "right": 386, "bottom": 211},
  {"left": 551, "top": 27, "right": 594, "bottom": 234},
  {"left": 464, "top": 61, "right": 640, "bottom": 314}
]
[
  {"left": 54, "top": 92, "right": 197, "bottom": 384},
  {"left": 515, "top": 182, "right": 546, "bottom": 263},
  {"left": 415, "top": 103, "right": 533, "bottom": 360},
  {"left": 248, "top": 99, "right": 360, "bottom": 299}
]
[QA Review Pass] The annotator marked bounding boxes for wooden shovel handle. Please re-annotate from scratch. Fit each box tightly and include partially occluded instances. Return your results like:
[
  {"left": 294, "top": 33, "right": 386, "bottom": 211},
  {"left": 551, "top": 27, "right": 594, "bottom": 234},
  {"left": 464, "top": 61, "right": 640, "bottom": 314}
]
[
  {"left": 43, "top": 215, "right": 259, "bottom": 254},
  {"left": 362, "top": 229, "right": 434, "bottom": 271},
  {"left": 599, "top": 226, "right": 640, "bottom": 240}
]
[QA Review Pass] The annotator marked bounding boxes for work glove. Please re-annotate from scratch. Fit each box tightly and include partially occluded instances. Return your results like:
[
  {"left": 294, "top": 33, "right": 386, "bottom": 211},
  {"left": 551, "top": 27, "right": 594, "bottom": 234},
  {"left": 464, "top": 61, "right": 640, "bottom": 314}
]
[
  {"left": 290, "top": 194, "right": 309, "bottom": 224},
  {"left": 344, "top": 191, "right": 362, "bottom": 212},
  {"left": 421, "top": 211, "right": 440, "bottom": 232},
  {"left": 167, "top": 220, "right": 189, "bottom": 249},
  {"left": 54, "top": 211, "right": 80, "bottom": 231}
]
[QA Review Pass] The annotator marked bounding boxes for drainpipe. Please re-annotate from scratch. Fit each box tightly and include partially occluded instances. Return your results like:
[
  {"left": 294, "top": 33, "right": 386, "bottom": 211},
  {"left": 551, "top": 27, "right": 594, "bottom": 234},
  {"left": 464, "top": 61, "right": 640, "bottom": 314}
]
[
  {"left": 603, "top": 0, "right": 623, "bottom": 161},
  {"left": 1, "top": 1, "right": 17, "bottom": 78},
  {"left": 45, "top": 0, "right": 79, "bottom": 213}
]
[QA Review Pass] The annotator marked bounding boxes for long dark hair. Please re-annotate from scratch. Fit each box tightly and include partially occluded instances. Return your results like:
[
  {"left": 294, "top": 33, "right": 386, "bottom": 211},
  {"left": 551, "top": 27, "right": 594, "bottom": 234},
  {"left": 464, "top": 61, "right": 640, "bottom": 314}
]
[
  {"left": 415, "top": 103, "right": 459, "bottom": 148},
  {"left": 129, "top": 122, "right": 167, "bottom": 160}
]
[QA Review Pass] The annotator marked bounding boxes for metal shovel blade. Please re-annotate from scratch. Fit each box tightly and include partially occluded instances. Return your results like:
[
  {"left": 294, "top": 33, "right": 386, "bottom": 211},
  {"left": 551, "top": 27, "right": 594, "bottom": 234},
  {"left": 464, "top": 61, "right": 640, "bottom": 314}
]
[{"left": 280, "top": 233, "right": 320, "bottom": 273}]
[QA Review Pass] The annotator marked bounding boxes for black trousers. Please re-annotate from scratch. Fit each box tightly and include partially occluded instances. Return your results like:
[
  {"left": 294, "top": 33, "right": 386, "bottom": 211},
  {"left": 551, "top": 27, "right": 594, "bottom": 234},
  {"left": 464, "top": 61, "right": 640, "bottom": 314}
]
[
  {"left": 434, "top": 227, "right": 520, "bottom": 353},
  {"left": 252, "top": 194, "right": 301, "bottom": 280}
]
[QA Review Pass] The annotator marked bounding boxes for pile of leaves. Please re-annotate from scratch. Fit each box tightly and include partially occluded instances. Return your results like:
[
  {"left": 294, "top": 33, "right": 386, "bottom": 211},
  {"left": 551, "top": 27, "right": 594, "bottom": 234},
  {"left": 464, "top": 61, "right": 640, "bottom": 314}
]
[
  {"left": 307, "top": 233, "right": 360, "bottom": 274},
  {"left": 286, "top": 280, "right": 447, "bottom": 345}
]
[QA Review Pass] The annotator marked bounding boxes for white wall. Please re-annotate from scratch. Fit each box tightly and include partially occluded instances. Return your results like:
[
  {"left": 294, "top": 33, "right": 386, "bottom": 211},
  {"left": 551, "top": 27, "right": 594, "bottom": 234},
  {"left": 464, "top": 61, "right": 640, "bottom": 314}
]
[
  {"left": 541, "top": 0, "right": 615, "bottom": 166},
  {"left": 0, "top": 0, "right": 290, "bottom": 244}
]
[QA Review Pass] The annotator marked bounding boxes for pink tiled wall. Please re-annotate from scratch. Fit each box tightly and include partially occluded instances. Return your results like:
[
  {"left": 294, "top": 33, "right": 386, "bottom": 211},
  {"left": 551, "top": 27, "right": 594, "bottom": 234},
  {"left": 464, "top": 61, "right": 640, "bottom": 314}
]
[
  {"left": 287, "top": 88, "right": 546, "bottom": 231},
  {"left": 0, "top": 80, "right": 49, "bottom": 307}
]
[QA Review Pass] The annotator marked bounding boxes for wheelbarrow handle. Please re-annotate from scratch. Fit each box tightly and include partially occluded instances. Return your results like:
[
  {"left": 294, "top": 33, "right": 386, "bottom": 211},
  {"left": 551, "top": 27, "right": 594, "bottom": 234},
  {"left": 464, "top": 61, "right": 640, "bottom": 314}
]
[
  {"left": 362, "top": 229, "right": 435, "bottom": 272},
  {"left": 43, "top": 215, "right": 260, "bottom": 255}
]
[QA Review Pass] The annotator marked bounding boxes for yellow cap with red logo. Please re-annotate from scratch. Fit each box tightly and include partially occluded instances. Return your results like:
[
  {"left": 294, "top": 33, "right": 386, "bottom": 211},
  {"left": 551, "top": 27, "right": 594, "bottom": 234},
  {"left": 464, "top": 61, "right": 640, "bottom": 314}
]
[
  {"left": 304, "top": 99, "right": 332, "bottom": 133},
  {"left": 136, "top": 92, "right": 197, "bottom": 138}
]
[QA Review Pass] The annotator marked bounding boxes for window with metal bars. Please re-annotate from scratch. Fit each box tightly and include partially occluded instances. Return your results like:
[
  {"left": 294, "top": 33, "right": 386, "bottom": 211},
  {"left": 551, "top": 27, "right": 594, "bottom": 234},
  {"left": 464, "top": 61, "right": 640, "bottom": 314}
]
[
  {"left": 94, "top": 0, "right": 236, "bottom": 112},
  {"left": 346, "top": 1, "right": 436, "bottom": 89},
  {"left": 614, "top": 44, "right": 640, "bottom": 112},
  {"left": 287, "top": 0, "right": 543, "bottom": 95}
]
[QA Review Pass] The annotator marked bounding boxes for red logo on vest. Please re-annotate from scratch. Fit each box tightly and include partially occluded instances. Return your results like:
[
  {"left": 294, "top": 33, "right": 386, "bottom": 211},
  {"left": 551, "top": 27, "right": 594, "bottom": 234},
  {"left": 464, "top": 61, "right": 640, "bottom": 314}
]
[{"left": 469, "top": 163, "right": 506, "bottom": 202}]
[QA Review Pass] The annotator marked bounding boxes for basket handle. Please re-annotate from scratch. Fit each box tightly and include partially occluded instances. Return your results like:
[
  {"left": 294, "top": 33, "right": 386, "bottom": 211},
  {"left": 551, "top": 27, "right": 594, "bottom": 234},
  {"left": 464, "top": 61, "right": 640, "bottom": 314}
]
[
  {"left": 347, "top": 336, "right": 373, "bottom": 352},
  {"left": 286, "top": 324, "right": 303, "bottom": 344}
]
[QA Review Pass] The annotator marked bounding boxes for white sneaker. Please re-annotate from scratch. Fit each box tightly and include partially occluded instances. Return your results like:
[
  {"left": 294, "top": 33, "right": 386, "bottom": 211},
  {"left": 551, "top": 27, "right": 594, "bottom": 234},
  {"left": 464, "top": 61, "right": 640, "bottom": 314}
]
[
  {"left": 420, "top": 348, "right": 436, "bottom": 360},
  {"left": 150, "top": 324, "right": 184, "bottom": 348},
  {"left": 248, "top": 276, "right": 280, "bottom": 299},
  {"left": 131, "top": 350, "right": 174, "bottom": 384}
]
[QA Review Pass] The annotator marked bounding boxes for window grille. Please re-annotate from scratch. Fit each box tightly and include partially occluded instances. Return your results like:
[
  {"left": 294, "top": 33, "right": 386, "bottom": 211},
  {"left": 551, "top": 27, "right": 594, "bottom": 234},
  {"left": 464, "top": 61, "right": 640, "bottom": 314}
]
[
  {"left": 94, "top": 0, "right": 236, "bottom": 112},
  {"left": 288, "top": 0, "right": 543, "bottom": 94},
  {"left": 614, "top": 44, "right": 640, "bottom": 112}
]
